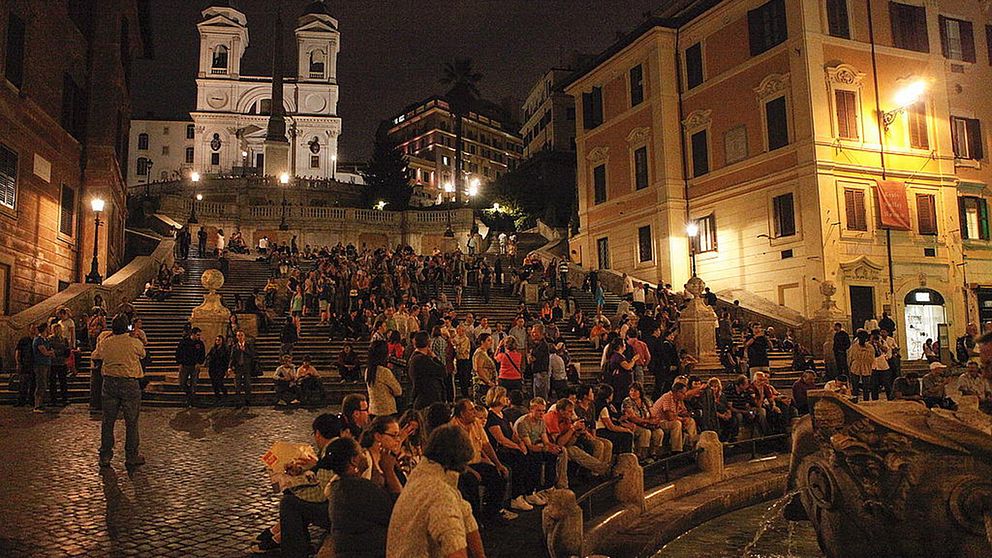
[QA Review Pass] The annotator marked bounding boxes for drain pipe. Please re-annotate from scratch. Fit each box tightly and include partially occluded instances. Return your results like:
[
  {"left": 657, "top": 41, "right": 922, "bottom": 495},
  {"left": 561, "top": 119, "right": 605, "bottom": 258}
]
[{"left": 867, "top": 1, "right": 896, "bottom": 303}]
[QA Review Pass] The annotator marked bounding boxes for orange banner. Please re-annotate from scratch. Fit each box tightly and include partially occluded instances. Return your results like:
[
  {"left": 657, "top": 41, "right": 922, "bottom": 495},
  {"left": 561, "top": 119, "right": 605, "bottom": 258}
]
[{"left": 875, "top": 180, "right": 912, "bottom": 230}]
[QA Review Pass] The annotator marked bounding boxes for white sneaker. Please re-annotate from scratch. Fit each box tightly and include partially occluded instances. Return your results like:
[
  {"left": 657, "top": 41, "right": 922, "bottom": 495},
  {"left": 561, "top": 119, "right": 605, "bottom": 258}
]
[
  {"left": 499, "top": 508, "right": 519, "bottom": 520},
  {"left": 509, "top": 496, "right": 533, "bottom": 511},
  {"left": 525, "top": 492, "right": 547, "bottom": 506}
]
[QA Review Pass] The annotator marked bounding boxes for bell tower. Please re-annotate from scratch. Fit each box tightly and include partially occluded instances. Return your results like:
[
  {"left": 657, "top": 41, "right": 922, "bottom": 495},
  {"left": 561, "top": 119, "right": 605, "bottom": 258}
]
[
  {"left": 196, "top": 2, "right": 248, "bottom": 79},
  {"left": 295, "top": 1, "right": 340, "bottom": 85}
]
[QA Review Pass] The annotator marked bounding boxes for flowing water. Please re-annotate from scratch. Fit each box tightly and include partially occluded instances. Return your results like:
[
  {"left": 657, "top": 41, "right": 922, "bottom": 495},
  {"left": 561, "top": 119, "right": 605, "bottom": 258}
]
[{"left": 653, "top": 499, "right": 824, "bottom": 558}]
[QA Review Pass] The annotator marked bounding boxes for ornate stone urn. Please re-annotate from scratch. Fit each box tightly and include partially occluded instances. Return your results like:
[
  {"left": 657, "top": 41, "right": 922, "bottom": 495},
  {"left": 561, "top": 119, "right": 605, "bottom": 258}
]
[
  {"left": 786, "top": 391, "right": 992, "bottom": 558},
  {"left": 678, "top": 275, "right": 719, "bottom": 367},
  {"left": 190, "top": 269, "right": 231, "bottom": 348}
]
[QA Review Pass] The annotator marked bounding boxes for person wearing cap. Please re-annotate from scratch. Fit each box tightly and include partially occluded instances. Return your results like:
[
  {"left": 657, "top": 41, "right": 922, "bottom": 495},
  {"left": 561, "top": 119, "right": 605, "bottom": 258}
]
[
  {"left": 951, "top": 360, "right": 990, "bottom": 407},
  {"left": 921, "top": 361, "right": 952, "bottom": 408}
]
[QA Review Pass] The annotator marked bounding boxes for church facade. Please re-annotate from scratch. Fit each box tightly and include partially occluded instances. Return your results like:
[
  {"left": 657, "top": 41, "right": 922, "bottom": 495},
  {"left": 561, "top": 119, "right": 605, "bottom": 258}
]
[{"left": 128, "top": 1, "right": 342, "bottom": 185}]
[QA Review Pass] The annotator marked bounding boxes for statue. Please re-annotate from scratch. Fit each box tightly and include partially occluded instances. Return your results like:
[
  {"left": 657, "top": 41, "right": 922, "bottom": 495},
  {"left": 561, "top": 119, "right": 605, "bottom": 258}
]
[{"left": 786, "top": 391, "right": 992, "bottom": 558}]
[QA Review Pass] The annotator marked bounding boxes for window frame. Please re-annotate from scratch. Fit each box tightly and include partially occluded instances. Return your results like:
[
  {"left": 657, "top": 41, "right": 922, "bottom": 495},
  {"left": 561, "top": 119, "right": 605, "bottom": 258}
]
[
  {"left": 906, "top": 100, "right": 929, "bottom": 150},
  {"left": 637, "top": 225, "right": 653, "bottom": 263},
  {"left": 692, "top": 213, "right": 718, "bottom": 253},
  {"left": 136, "top": 157, "right": 149, "bottom": 176},
  {"left": 950, "top": 115, "right": 984, "bottom": 160},
  {"left": 137, "top": 133, "right": 149, "bottom": 150},
  {"left": 596, "top": 236, "right": 611, "bottom": 270},
  {"left": 185, "top": 146, "right": 195, "bottom": 164},
  {"left": 58, "top": 184, "right": 76, "bottom": 239},
  {"left": 959, "top": 196, "right": 990, "bottom": 240},
  {"left": 772, "top": 192, "right": 797, "bottom": 238},
  {"left": 889, "top": 2, "right": 930, "bottom": 53},
  {"left": 938, "top": 15, "right": 975, "bottom": 63},
  {"left": 0, "top": 142, "right": 18, "bottom": 213},
  {"left": 843, "top": 187, "right": 868, "bottom": 232},
  {"left": 629, "top": 64, "right": 644, "bottom": 107},
  {"left": 592, "top": 163, "right": 607, "bottom": 205},
  {"left": 582, "top": 86, "right": 604, "bottom": 129},
  {"left": 633, "top": 145, "right": 649, "bottom": 190},
  {"left": 834, "top": 88, "right": 860, "bottom": 140},
  {"left": 764, "top": 95, "right": 790, "bottom": 151},
  {"left": 748, "top": 0, "right": 788, "bottom": 56},
  {"left": 685, "top": 42, "right": 704, "bottom": 90},
  {"left": 915, "top": 192, "right": 938, "bottom": 235},
  {"left": 825, "top": 0, "right": 851, "bottom": 39},
  {"left": 186, "top": 124, "right": 195, "bottom": 139}
]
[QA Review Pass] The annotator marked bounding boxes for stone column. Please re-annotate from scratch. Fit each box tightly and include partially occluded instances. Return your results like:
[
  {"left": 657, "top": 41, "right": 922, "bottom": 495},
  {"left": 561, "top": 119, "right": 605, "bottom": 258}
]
[
  {"left": 805, "top": 280, "right": 849, "bottom": 358},
  {"left": 679, "top": 275, "right": 720, "bottom": 368},
  {"left": 191, "top": 269, "right": 231, "bottom": 349}
]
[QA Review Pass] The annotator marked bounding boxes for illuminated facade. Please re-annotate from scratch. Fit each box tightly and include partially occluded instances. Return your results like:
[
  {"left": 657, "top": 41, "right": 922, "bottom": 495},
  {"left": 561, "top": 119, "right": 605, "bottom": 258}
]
[
  {"left": 386, "top": 96, "right": 524, "bottom": 206},
  {"left": 568, "top": 0, "right": 992, "bottom": 357}
]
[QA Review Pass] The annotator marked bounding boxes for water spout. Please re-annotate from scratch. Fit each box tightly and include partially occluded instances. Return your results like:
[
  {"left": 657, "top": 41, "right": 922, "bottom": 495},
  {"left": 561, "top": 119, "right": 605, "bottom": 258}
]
[{"left": 743, "top": 488, "right": 807, "bottom": 558}]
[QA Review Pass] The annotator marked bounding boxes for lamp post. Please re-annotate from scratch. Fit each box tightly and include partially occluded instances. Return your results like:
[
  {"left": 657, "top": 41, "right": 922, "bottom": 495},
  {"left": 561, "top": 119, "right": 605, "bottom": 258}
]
[
  {"left": 279, "top": 172, "right": 290, "bottom": 231},
  {"left": 442, "top": 181, "right": 455, "bottom": 237},
  {"left": 85, "top": 198, "right": 105, "bottom": 284},
  {"left": 331, "top": 154, "right": 337, "bottom": 181},
  {"left": 189, "top": 193, "right": 202, "bottom": 224},
  {"left": 881, "top": 80, "right": 927, "bottom": 130},
  {"left": 686, "top": 221, "right": 699, "bottom": 278},
  {"left": 241, "top": 150, "right": 248, "bottom": 177}
]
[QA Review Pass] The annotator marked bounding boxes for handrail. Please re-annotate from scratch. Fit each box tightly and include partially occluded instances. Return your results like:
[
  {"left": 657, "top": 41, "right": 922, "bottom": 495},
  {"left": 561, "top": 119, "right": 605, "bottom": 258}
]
[{"left": 722, "top": 433, "right": 790, "bottom": 460}]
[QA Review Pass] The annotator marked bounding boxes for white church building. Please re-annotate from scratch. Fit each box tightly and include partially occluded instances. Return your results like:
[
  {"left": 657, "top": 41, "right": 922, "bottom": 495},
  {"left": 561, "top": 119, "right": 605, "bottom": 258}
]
[{"left": 128, "top": 1, "right": 348, "bottom": 186}]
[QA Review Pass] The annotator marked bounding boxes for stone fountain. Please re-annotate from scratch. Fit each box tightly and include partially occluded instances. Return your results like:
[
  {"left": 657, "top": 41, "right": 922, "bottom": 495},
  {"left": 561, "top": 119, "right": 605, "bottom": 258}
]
[{"left": 786, "top": 390, "right": 992, "bottom": 558}]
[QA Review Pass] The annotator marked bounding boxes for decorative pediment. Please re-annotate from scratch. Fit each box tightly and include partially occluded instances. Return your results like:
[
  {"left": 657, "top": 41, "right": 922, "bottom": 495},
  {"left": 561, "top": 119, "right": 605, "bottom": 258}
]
[
  {"left": 754, "top": 73, "right": 790, "bottom": 100},
  {"left": 626, "top": 127, "right": 651, "bottom": 145},
  {"left": 840, "top": 256, "right": 884, "bottom": 282},
  {"left": 586, "top": 146, "right": 609, "bottom": 163},
  {"left": 826, "top": 64, "right": 866, "bottom": 87},
  {"left": 296, "top": 20, "right": 339, "bottom": 34},
  {"left": 682, "top": 109, "right": 712, "bottom": 131}
]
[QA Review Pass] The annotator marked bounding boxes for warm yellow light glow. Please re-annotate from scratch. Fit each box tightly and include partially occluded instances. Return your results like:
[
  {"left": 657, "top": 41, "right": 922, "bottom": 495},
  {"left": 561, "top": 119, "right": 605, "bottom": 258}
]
[
  {"left": 686, "top": 222, "right": 699, "bottom": 238},
  {"left": 241, "top": 150, "right": 248, "bottom": 157},
  {"left": 375, "top": 200, "right": 387, "bottom": 210},
  {"left": 190, "top": 172, "right": 200, "bottom": 182},
  {"left": 280, "top": 173, "right": 290, "bottom": 184},
  {"left": 894, "top": 80, "right": 927, "bottom": 107},
  {"left": 492, "top": 203, "right": 501, "bottom": 211},
  {"left": 443, "top": 182, "right": 455, "bottom": 193},
  {"left": 331, "top": 155, "right": 337, "bottom": 161},
  {"left": 91, "top": 198, "right": 105, "bottom": 212},
  {"left": 196, "top": 194, "right": 203, "bottom": 201},
  {"left": 468, "top": 178, "right": 480, "bottom": 197}
]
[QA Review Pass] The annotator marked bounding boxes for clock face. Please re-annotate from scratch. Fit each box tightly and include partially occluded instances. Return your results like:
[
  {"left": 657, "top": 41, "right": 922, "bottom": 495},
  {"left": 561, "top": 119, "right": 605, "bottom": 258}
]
[{"left": 207, "top": 91, "right": 228, "bottom": 109}]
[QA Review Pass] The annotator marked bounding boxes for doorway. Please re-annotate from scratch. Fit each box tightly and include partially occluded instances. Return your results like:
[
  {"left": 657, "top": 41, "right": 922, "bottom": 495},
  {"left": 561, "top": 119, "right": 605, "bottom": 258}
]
[
  {"left": 904, "top": 288, "right": 946, "bottom": 360},
  {"left": 849, "top": 285, "right": 875, "bottom": 332}
]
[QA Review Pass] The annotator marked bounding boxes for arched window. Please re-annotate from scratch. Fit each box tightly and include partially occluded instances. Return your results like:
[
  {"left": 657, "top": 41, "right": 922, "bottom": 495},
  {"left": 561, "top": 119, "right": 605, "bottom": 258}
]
[
  {"left": 137, "top": 133, "right": 148, "bottom": 150},
  {"left": 258, "top": 98, "right": 272, "bottom": 115},
  {"left": 136, "top": 157, "right": 149, "bottom": 176},
  {"left": 309, "top": 49, "right": 325, "bottom": 77},
  {"left": 211, "top": 45, "right": 228, "bottom": 73}
]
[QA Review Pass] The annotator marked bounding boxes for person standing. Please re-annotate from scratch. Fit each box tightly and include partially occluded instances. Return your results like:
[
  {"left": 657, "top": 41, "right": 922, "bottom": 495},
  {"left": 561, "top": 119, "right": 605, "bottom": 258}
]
[
  {"left": 228, "top": 330, "right": 258, "bottom": 408},
  {"left": 178, "top": 225, "right": 191, "bottom": 260},
  {"left": 880, "top": 328, "right": 900, "bottom": 396},
  {"left": 30, "top": 323, "right": 55, "bottom": 413},
  {"left": 745, "top": 326, "right": 771, "bottom": 375},
  {"left": 216, "top": 228, "right": 226, "bottom": 256},
  {"left": 847, "top": 329, "right": 875, "bottom": 400},
  {"left": 47, "top": 323, "right": 70, "bottom": 407},
  {"left": 91, "top": 314, "right": 146, "bottom": 467},
  {"left": 175, "top": 327, "right": 206, "bottom": 407},
  {"left": 832, "top": 323, "right": 851, "bottom": 380},
  {"left": 14, "top": 334, "right": 35, "bottom": 407},
  {"left": 205, "top": 335, "right": 229, "bottom": 398},
  {"left": 528, "top": 323, "right": 551, "bottom": 400},
  {"left": 879, "top": 312, "right": 896, "bottom": 338},
  {"left": 408, "top": 331, "right": 446, "bottom": 410},
  {"left": 197, "top": 226, "right": 208, "bottom": 257}
]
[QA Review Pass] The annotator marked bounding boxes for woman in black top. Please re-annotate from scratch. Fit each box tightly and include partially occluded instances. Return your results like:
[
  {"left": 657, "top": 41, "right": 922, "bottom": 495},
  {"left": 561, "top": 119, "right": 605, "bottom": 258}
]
[
  {"left": 483, "top": 386, "right": 537, "bottom": 510},
  {"left": 326, "top": 437, "right": 393, "bottom": 558},
  {"left": 593, "top": 384, "right": 635, "bottom": 454},
  {"left": 206, "top": 335, "right": 229, "bottom": 397}
]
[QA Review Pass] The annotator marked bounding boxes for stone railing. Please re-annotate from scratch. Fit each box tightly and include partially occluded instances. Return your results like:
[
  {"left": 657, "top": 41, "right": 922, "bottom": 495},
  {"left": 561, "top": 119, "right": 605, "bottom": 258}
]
[{"left": 0, "top": 238, "right": 176, "bottom": 370}]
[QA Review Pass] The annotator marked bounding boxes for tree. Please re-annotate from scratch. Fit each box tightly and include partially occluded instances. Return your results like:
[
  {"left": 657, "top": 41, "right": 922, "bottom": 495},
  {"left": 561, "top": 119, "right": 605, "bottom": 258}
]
[
  {"left": 439, "top": 58, "right": 482, "bottom": 204},
  {"left": 489, "top": 151, "right": 576, "bottom": 229},
  {"left": 361, "top": 126, "right": 412, "bottom": 209}
]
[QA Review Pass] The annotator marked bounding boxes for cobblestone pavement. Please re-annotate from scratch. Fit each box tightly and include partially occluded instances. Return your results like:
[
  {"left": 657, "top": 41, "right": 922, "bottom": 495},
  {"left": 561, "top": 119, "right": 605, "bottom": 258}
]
[{"left": 0, "top": 405, "right": 545, "bottom": 558}]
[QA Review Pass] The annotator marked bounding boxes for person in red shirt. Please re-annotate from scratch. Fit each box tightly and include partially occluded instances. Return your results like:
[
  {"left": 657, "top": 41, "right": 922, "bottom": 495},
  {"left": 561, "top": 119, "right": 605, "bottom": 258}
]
[{"left": 544, "top": 398, "right": 611, "bottom": 480}]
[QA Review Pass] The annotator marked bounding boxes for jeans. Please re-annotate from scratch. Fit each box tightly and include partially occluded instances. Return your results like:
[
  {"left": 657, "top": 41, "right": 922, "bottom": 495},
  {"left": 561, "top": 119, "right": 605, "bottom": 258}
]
[
  {"left": 17, "top": 368, "right": 35, "bottom": 405},
  {"left": 532, "top": 371, "right": 549, "bottom": 400},
  {"left": 279, "top": 492, "right": 330, "bottom": 558},
  {"left": 496, "top": 447, "right": 533, "bottom": 498},
  {"left": 49, "top": 364, "right": 68, "bottom": 404},
  {"left": 100, "top": 376, "right": 142, "bottom": 463},
  {"left": 527, "top": 450, "right": 560, "bottom": 490},
  {"left": 234, "top": 367, "right": 252, "bottom": 405},
  {"left": 179, "top": 365, "right": 199, "bottom": 404},
  {"left": 274, "top": 380, "right": 299, "bottom": 404},
  {"left": 851, "top": 374, "right": 872, "bottom": 400},
  {"left": 34, "top": 364, "right": 50, "bottom": 409},
  {"left": 459, "top": 462, "right": 506, "bottom": 519}
]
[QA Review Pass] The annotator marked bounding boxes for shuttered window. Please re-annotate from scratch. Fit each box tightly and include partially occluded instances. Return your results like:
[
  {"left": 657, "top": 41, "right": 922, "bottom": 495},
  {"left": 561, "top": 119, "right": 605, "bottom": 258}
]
[
  {"left": 4, "top": 12, "right": 25, "bottom": 89},
  {"left": 593, "top": 164, "right": 607, "bottom": 204},
  {"left": 951, "top": 116, "right": 984, "bottom": 160},
  {"left": 908, "top": 101, "right": 929, "bottom": 149},
  {"left": 582, "top": 86, "right": 604, "bottom": 129},
  {"left": 61, "top": 73, "right": 87, "bottom": 140},
  {"left": 916, "top": 194, "right": 937, "bottom": 235},
  {"left": 960, "top": 196, "right": 990, "bottom": 240},
  {"left": 629, "top": 65, "right": 644, "bottom": 107},
  {"left": 638, "top": 225, "right": 652, "bottom": 262},
  {"left": 826, "top": 0, "right": 850, "bottom": 39},
  {"left": 845, "top": 188, "right": 867, "bottom": 231},
  {"left": 748, "top": 0, "right": 788, "bottom": 56},
  {"left": 766, "top": 96, "right": 789, "bottom": 150},
  {"left": 59, "top": 185, "right": 75, "bottom": 236},
  {"left": 835, "top": 89, "right": 858, "bottom": 139},
  {"left": 634, "top": 146, "right": 649, "bottom": 190},
  {"left": 693, "top": 214, "right": 718, "bottom": 253},
  {"left": 0, "top": 143, "right": 16, "bottom": 211},
  {"left": 939, "top": 16, "right": 975, "bottom": 62},
  {"left": 890, "top": 2, "right": 929, "bottom": 53},
  {"left": 691, "top": 130, "right": 709, "bottom": 177},
  {"left": 773, "top": 193, "right": 796, "bottom": 237},
  {"left": 685, "top": 43, "right": 703, "bottom": 89}
]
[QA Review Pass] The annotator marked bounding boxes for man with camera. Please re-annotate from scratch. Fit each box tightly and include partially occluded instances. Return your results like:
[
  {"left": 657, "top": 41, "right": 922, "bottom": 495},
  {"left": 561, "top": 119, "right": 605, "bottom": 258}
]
[{"left": 91, "top": 314, "right": 146, "bottom": 468}]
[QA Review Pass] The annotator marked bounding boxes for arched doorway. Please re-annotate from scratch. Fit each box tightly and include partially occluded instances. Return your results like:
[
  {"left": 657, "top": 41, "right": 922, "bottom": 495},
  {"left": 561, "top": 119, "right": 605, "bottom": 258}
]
[{"left": 903, "top": 288, "right": 946, "bottom": 360}]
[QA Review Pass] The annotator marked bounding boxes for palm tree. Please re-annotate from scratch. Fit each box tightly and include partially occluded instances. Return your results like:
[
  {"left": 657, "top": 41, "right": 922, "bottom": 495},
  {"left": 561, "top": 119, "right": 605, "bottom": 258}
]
[{"left": 440, "top": 58, "right": 482, "bottom": 204}]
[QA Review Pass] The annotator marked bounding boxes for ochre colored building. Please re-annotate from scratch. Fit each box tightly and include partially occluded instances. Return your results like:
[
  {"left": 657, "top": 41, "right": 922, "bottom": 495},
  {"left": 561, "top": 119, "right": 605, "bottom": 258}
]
[
  {"left": 567, "top": 0, "right": 992, "bottom": 358},
  {"left": 0, "top": 1, "right": 150, "bottom": 315}
]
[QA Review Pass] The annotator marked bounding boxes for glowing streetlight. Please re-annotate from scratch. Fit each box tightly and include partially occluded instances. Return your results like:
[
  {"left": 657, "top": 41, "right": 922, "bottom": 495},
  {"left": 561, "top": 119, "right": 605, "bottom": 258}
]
[
  {"left": 686, "top": 221, "right": 699, "bottom": 278},
  {"left": 883, "top": 79, "right": 928, "bottom": 130},
  {"left": 468, "top": 178, "right": 480, "bottom": 198},
  {"left": 686, "top": 222, "right": 699, "bottom": 238},
  {"left": 196, "top": 193, "right": 203, "bottom": 201},
  {"left": 279, "top": 172, "right": 290, "bottom": 184},
  {"left": 443, "top": 182, "right": 455, "bottom": 193},
  {"left": 190, "top": 171, "right": 200, "bottom": 183},
  {"left": 279, "top": 172, "right": 290, "bottom": 230},
  {"left": 375, "top": 200, "right": 387, "bottom": 211},
  {"left": 85, "top": 198, "right": 106, "bottom": 284},
  {"left": 492, "top": 202, "right": 501, "bottom": 212}
]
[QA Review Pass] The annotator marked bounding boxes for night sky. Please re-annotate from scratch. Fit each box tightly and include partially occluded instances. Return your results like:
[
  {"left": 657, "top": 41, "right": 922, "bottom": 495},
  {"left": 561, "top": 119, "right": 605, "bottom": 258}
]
[{"left": 132, "top": 0, "right": 662, "bottom": 162}]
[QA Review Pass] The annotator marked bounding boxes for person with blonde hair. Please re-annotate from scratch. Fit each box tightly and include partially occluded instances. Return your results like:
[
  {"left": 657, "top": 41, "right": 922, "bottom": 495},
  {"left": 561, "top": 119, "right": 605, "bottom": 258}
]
[{"left": 484, "top": 386, "right": 544, "bottom": 511}]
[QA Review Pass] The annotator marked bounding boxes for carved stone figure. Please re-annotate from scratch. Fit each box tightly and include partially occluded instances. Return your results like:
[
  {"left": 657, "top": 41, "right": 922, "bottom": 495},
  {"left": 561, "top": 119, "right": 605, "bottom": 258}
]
[
  {"left": 542, "top": 489, "right": 583, "bottom": 558},
  {"left": 786, "top": 391, "right": 992, "bottom": 558}
]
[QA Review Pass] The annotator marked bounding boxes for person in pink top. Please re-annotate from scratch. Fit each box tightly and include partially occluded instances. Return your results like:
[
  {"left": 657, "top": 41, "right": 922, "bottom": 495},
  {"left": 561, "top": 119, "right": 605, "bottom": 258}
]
[
  {"left": 650, "top": 383, "right": 698, "bottom": 452},
  {"left": 495, "top": 336, "right": 525, "bottom": 394}
]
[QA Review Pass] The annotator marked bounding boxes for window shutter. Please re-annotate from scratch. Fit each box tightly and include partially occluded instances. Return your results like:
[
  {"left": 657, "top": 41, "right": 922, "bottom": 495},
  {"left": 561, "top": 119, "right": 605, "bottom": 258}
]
[
  {"left": 748, "top": 8, "right": 763, "bottom": 56},
  {"left": 766, "top": 97, "right": 789, "bottom": 150},
  {"left": 582, "top": 92, "right": 593, "bottom": 129},
  {"left": 967, "top": 119, "right": 984, "bottom": 160},
  {"left": 774, "top": 193, "right": 796, "bottom": 237},
  {"left": 916, "top": 194, "right": 937, "bottom": 235},
  {"left": 959, "top": 198, "right": 970, "bottom": 239},
  {"left": 0, "top": 144, "right": 17, "bottom": 210},
  {"left": 981, "top": 198, "right": 990, "bottom": 240},
  {"left": 938, "top": 15, "right": 950, "bottom": 57},
  {"left": 691, "top": 130, "right": 709, "bottom": 177},
  {"left": 845, "top": 189, "right": 866, "bottom": 230},
  {"left": 826, "top": 0, "right": 850, "bottom": 38},
  {"left": 59, "top": 185, "right": 75, "bottom": 236},
  {"left": 987, "top": 24, "right": 992, "bottom": 66},
  {"left": 835, "top": 90, "right": 857, "bottom": 139},
  {"left": 908, "top": 102, "right": 929, "bottom": 149},
  {"left": 961, "top": 20, "right": 976, "bottom": 63},
  {"left": 592, "top": 87, "right": 604, "bottom": 126},
  {"left": 911, "top": 5, "right": 929, "bottom": 52}
]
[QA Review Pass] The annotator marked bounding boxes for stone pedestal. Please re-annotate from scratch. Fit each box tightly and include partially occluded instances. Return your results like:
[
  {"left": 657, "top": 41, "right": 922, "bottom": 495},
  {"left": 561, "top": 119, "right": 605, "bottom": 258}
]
[
  {"left": 679, "top": 276, "right": 720, "bottom": 368},
  {"left": 191, "top": 269, "right": 231, "bottom": 348},
  {"left": 542, "top": 489, "right": 583, "bottom": 558},
  {"left": 235, "top": 313, "right": 258, "bottom": 339},
  {"left": 524, "top": 283, "right": 541, "bottom": 304},
  {"left": 613, "top": 453, "right": 645, "bottom": 512},
  {"left": 695, "top": 431, "right": 724, "bottom": 478},
  {"left": 805, "top": 280, "right": 849, "bottom": 358}
]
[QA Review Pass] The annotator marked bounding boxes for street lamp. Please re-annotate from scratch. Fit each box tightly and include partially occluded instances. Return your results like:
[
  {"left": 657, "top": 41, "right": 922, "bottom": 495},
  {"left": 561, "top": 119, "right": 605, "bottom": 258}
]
[
  {"left": 189, "top": 193, "right": 202, "bottom": 224},
  {"left": 375, "top": 200, "right": 387, "bottom": 211},
  {"left": 279, "top": 172, "right": 290, "bottom": 230},
  {"left": 468, "top": 177, "right": 480, "bottom": 199},
  {"left": 85, "top": 198, "right": 105, "bottom": 284},
  {"left": 686, "top": 221, "right": 699, "bottom": 277},
  {"left": 331, "top": 154, "right": 337, "bottom": 181},
  {"left": 882, "top": 79, "right": 927, "bottom": 130},
  {"left": 241, "top": 150, "right": 248, "bottom": 177}
]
